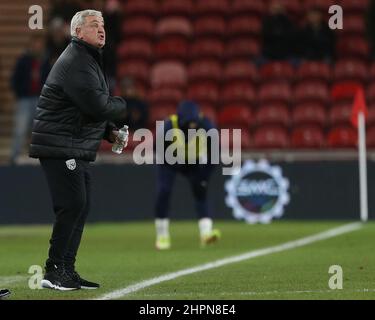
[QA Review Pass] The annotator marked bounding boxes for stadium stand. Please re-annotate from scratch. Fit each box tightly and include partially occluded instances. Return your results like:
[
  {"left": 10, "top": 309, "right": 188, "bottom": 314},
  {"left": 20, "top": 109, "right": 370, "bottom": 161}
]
[{"left": 2, "top": 0, "right": 375, "bottom": 165}]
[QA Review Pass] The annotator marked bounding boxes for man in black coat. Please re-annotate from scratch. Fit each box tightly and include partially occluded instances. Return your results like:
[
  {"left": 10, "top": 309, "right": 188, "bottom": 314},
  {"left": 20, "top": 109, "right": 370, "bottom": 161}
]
[{"left": 29, "top": 9, "right": 127, "bottom": 291}]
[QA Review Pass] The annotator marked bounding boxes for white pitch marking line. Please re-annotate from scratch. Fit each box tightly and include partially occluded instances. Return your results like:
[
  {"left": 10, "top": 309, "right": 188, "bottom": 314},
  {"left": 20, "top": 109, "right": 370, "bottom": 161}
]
[
  {"left": 96, "top": 222, "right": 363, "bottom": 300},
  {"left": 131, "top": 288, "right": 375, "bottom": 298},
  {"left": 0, "top": 275, "right": 27, "bottom": 286}
]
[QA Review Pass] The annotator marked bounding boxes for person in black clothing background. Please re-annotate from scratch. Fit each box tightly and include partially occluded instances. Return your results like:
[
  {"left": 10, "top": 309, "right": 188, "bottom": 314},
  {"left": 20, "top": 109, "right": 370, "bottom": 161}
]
[
  {"left": 29, "top": 9, "right": 127, "bottom": 291},
  {"left": 119, "top": 77, "right": 149, "bottom": 131},
  {"left": 298, "top": 7, "right": 336, "bottom": 62},
  {"left": 261, "top": 1, "right": 297, "bottom": 61}
]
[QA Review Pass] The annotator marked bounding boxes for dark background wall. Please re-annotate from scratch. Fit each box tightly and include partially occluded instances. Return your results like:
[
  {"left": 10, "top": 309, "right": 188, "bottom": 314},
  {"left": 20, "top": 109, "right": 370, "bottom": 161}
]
[{"left": 0, "top": 160, "right": 373, "bottom": 224}]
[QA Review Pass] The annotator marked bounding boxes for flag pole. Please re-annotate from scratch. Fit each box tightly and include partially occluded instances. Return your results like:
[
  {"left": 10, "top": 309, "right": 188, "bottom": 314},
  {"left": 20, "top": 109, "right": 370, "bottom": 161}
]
[{"left": 358, "top": 111, "right": 368, "bottom": 222}]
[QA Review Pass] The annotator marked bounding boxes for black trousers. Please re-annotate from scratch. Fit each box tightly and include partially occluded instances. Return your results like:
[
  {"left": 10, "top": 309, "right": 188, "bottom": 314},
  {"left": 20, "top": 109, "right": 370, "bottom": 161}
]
[
  {"left": 155, "top": 164, "right": 214, "bottom": 219},
  {"left": 40, "top": 158, "right": 91, "bottom": 268}
]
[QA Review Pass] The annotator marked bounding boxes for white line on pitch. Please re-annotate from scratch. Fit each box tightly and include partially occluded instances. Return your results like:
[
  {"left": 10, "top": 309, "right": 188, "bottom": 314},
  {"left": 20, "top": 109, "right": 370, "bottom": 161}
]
[
  {"left": 96, "top": 222, "right": 363, "bottom": 300},
  {"left": 130, "top": 288, "right": 375, "bottom": 298},
  {"left": 0, "top": 275, "right": 27, "bottom": 286}
]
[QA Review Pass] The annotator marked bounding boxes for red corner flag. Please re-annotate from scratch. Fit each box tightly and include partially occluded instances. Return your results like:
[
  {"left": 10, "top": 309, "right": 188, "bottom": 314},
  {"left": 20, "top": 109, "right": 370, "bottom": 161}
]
[{"left": 351, "top": 87, "right": 368, "bottom": 127}]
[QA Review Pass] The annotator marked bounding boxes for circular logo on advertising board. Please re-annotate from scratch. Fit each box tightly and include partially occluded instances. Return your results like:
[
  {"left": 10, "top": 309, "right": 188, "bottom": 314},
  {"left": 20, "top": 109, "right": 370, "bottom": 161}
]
[{"left": 225, "top": 160, "right": 290, "bottom": 224}]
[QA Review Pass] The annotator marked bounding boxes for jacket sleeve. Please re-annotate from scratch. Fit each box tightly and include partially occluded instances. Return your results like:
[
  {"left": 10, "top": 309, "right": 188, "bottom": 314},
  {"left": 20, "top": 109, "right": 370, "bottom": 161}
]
[{"left": 64, "top": 61, "right": 127, "bottom": 122}]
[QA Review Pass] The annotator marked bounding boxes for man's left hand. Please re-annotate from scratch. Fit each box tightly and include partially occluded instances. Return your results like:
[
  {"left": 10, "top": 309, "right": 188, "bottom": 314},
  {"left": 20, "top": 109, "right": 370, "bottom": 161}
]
[{"left": 108, "top": 130, "right": 119, "bottom": 143}]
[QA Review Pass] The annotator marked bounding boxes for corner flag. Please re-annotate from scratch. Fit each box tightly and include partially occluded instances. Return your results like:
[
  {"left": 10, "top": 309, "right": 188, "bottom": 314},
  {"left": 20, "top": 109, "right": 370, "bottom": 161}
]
[
  {"left": 351, "top": 87, "right": 368, "bottom": 222},
  {"left": 351, "top": 87, "right": 368, "bottom": 127}
]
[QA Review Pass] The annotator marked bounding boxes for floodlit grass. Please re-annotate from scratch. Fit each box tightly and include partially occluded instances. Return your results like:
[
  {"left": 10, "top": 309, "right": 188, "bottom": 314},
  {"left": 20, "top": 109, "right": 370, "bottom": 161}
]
[{"left": 0, "top": 220, "right": 374, "bottom": 300}]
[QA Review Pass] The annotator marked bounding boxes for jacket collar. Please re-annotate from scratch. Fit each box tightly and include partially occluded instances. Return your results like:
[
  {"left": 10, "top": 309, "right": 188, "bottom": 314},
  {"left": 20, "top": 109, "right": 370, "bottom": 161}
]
[{"left": 71, "top": 36, "right": 103, "bottom": 62}]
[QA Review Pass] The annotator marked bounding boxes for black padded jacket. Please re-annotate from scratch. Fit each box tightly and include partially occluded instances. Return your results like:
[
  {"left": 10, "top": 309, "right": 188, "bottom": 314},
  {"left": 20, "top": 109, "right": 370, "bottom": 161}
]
[{"left": 29, "top": 37, "right": 127, "bottom": 161}]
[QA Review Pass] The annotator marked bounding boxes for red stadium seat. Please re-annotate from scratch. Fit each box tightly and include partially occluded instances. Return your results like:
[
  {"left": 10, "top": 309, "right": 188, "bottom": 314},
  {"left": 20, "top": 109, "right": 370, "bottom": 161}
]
[
  {"left": 340, "top": 14, "right": 366, "bottom": 36},
  {"left": 117, "top": 40, "right": 153, "bottom": 60},
  {"left": 231, "top": 0, "right": 266, "bottom": 16},
  {"left": 254, "top": 125, "right": 289, "bottom": 149},
  {"left": 188, "top": 59, "right": 222, "bottom": 82},
  {"left": 255, "top": 103, "right": 290, "bottom": 127},
  {"left": 155, "top": 17, "right": 193, "bottom": 38},
  {"left": 367, "top": 83, "right": 375, "bottom": 103},
  {"left": 117, "top": 60, "right": 150, "bottom": 84},
  {"left": 217, "top": 104, "right": 252, "bottom": 127},
  {"left": 368, "top": 63, "right": 375, "bottom": 82},
  {"left": 151, "top": 62, "right": 187, "bottom": 88},
  {"left": 367, "top": 125, "right": 375, "bottom": 148},
  {"left": 292, "top": 102, "right": 327, "bottom": 127},
  {"left": 160, "top": 0, "right": 194, "bottom": 17},
  {"left": 303, "top": 0, "right": 336, "bottom": 11},
  {"left": 340, "top": 0, "right": 369, "bottom": 13},
  {"left": 155, "top": 37, "right": 189, "bottom": 60},
  {"left": 291, "top": 125, "right": 325, "bottom": 149},
  {"left": 148, "top": 104, "right": 177, "bottom": 125},
  {"left": 227, "top": 16, "right": 261, "bottom": 37},
  {"left": 123, "top": 0, "right": 159, "bottom": 17},
  {"left": 194, "top": 16, "right": 226, "bottom": 38},
  {"left": 225, "top": 38, "right": 260, "bottom": 59},
  {"left": 336, "top": 37, "right": 370, "bottom": 60},
  {"left": 329, "top": 103, "right": 353, "bottom": 125},
  {"left": 294, "top": 81, "right": 330, "bottom": 105},
  {"left": 331, "top": 81, "right": 362, "bottom": 103},
  {"left": 190, "top": 38, "right": 225, "bottom": 59},
  {"left": 121, "top": 16, "right": 155, "bottom": 39},
  {"left": 240, "top": 128, "right": 252, "bottom": 149},
  {"left": 259, "top": 61, "right": 295, "bottom": 83},
  {"left": 220, "top": 126, "right": 252, "bottom": 150},
  {"left": 187, "top": 81, "right": 219, "bottom": 104},
  {"left": 296, "top": 62, "right": 331, "bottom": 82},
  {"left": 327, "top": 126, "right": 357, "bottom": 148},
  {"left": 333, "top": 59, "right": 368, "bottom": 83},
  {"left": 195, "top": 0, "right": 229, "bottom": 16},
  {"left": 281, "top": 0, "right": 302, "bottom": 16},
  {"left": 148, "top": 87, "right": 184, "bottom": 105},
  {"left": 367, "top": 107, "right": 375, "bottom": 126},
  {"left": 221, "top": 82, "right": 256, "bottom": 105},
  {"left": 223, "top": 60, "right": 258, "bottom": 82},
  {"left": 258, "top": 82, "right": 292, "bottom": 105}
]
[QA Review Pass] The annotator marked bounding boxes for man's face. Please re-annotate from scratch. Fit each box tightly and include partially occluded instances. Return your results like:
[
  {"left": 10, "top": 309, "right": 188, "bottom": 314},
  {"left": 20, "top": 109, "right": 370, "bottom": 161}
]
[{"left": 77, "top": 15, "right": 105, "bottom": 48}]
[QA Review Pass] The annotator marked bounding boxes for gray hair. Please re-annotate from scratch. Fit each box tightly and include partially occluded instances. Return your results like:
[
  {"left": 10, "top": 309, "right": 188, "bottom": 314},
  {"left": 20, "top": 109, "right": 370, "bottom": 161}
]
[{"left": 70, "top": 10, "right": 103, "bottom": 37}]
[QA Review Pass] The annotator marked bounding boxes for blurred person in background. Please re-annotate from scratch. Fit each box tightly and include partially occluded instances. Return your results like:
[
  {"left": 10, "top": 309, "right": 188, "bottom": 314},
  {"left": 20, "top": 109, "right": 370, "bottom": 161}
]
[
  {"left": 49, "top": 0, "right": 81, "bottom": 23},
  {"left": 297, "top": 7, "right": 336, "bottom": 62},
  {"left": 79, "top": 0, "right": 122, "bottom": 91},
  {"left": 154, "top": 101, "right": 220, "bottom": 250},
  {"left": 29, "top": 9, "right": 127, "bottom": 291},
  {"left": 46, "top": 17, "right": 71, "bottom": 65},
  {"left": 261, "top": 0, "right": 297, "bottom": 62},
  {"left": 10, "top": 33, "right": 51, "bottom": 165},
  {"left": 119, "top": 77, "right": 149, "bottom": 130},
  {"left": 366, "top": 0, "right": 375, "bottom": 58}
]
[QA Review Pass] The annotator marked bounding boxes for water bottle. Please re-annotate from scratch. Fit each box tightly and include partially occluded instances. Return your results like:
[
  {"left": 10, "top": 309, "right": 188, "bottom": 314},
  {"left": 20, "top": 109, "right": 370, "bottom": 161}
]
[{"left": 112, "top": 125, "right": 129, "bottom": 154}]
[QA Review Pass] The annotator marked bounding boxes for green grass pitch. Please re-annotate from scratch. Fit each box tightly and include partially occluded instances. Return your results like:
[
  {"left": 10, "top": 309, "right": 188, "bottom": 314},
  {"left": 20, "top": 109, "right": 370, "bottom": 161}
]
[{"left": 0, "top": 220, "right": 374, "bottom": 300}]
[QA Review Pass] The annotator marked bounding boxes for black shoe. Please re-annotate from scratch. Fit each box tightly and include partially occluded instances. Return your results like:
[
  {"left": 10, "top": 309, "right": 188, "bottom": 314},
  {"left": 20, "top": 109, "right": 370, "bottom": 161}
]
[
  {"left": 0, "top": 289, "right": 11, "bottom": 299},
  {"left": 41, "top": 264, "right": 81, "bottom": 291},
  {"left": 70, "top": 271, "right": 100, "bottom": 290}
]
